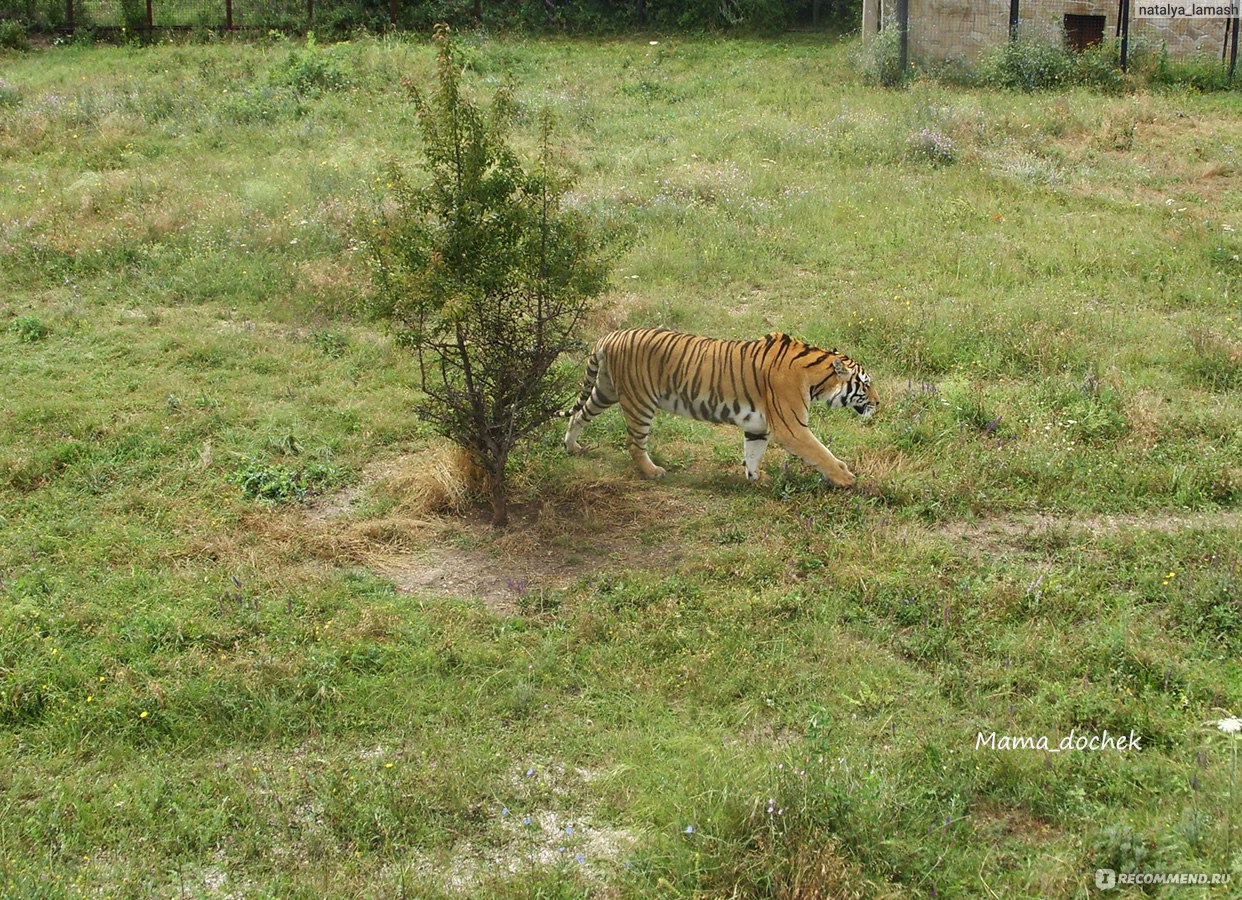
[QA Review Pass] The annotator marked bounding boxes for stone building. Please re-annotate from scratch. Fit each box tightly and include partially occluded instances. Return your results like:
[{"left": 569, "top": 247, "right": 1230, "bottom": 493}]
[{"left": 861, "top": 0, "right": 1234, "bottom": 63}]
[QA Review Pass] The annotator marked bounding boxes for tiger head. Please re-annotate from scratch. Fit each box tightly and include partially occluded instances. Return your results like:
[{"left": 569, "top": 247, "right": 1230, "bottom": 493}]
[{"left": 822, "top": 354, "right": 879, "bottom": 420}]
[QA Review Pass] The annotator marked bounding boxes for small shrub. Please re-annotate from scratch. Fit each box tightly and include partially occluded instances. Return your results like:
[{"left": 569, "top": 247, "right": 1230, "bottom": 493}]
[
  {"left": 1062, "top": 386, "right": 1129, "bottom": 445},
  {"left": 230, "top": 460, "right": 335, "bottom": 503},
  {"left": 310, "top": 329, "right": 350, "bottom": 358},
  {"left": 311, "top": 2, "right": 391, "bottom": 38},
  {"left": 0, "top": 19, "right": 29, "bottom": 51},
  {"left": 10, "top": 315, "right": 49, "bottom": 343},
  {"left": 1092, "top": 823, "right": 1152, "bottom": 875},
  {"left": 1075, "top": 40, "right": 1126, "bottom": 93},
  {"left": 1155, "top": 50, "right": 1234, "bottom": 92},
  {"left": 366, "top": 28, "right": 610, "bottom": 526},
  {"left": 854, "top": 20, "right": 908, "bottom": 88},
  {"left": 119, "top": 0, "right": 148, "bottom": 36},
  {"left": 906, "top": 127, "right": 955, "bottom": 165},
  {"left": 923, "top": 54, "right": 976, "bottom": 87},
  {"left": 269, "top": 33, "right": 352, "bottom": 96},
  {"left": 0, "top": 77, "right": 18, "bottom": 107},
  {"left": 978, "top": 38, "right": 1073, "bottom": 92},
  {"left": 1124, "top": 36, "right": 1168, "bottom": 83}
]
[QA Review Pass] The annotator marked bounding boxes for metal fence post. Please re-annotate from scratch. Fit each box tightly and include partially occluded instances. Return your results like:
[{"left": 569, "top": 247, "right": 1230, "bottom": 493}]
[
  {"left": 66, "top": 0, "right": 74, "bottom": 32},
  {"left": 226, "top": 0, "right": 233, "bottom": 29},
  {"left": 146, "top": 0, "right": 153, "bottom": 31},
  {"left": 1009, "top": 0, "right": 1019, "bottom": 41},
  {"left": 1119, "top": 0, "right": 1130, "bottom": 72},
  {"left": 1230, "top": 13, "right": 1240, "bottom": 79},
  {"left": 896, "top": 0, "right": 909, "bottom": 71}
]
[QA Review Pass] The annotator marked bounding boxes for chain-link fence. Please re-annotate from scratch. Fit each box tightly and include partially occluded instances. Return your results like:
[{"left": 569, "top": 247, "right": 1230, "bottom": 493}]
[{"left": 872, "top": 0, "right": 1240, "bottom": 66}]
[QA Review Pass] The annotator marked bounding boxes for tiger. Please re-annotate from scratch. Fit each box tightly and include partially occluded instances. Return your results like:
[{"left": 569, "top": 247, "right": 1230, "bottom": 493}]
[{"left": 564, "top": 328, "right": 878, "bottom": 486}]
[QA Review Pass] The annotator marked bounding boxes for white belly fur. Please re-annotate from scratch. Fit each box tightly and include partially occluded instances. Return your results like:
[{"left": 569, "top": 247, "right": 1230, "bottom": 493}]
[{"left": 654, "top": 394, "right": 767, "bottom": 432}]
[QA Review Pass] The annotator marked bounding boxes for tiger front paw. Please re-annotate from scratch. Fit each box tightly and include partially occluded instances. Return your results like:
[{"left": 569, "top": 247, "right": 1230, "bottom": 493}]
[{"left": 823, "top": 468, "right": 855, "bottom": 488}]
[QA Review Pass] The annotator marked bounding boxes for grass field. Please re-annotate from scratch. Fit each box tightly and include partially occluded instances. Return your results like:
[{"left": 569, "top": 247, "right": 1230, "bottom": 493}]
[{"left": 2, "top": 31, "right": 1242, "bottom": 898}]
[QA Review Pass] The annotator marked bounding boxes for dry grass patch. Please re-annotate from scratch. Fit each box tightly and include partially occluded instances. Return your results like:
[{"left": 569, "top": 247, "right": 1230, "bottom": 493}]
[
  {"left": 850, "top": 445, "right": 923, "bottom": 486},
  {"left": 774, "top": 838, "right": 905, "bottom": 900},
  {"left": 295, "top": 257, "right": 370, "bottom": 308},
  {"left": 372, "top": 443, "right": 487, "bottom": 518}
]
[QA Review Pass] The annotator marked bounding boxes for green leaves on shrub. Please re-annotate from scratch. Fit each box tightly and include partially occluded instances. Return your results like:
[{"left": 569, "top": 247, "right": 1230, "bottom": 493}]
[
  {"left": 0, "top": 19, "right": 29, "bottom": 51},
  {"left": 365, "top": 27, "right": 611, "bottom": 526},
  {"left": 269, "top": 32, "right": 352, "bottom": 96},
  {"left": 10, "top": 315, "right": 48, "bottom": 343},
  {"left": 978, "top": 38, "right": 1074, "bottom": 92},
  {"left": 230, "top": 460, "right": 337, "bottom": 503}
]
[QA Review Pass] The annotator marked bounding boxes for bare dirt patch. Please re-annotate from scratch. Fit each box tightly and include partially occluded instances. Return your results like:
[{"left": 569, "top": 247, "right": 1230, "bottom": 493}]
[
  {"left": 262, "top": 451, "right": 698, "bottom": 614},
  {"left": 374, "top": 484, "right": 692, "bottom": 613},
  {"left": 391, "top": 761, "right": 639, "bottom": 895},
  {"left": 971, "top": 801, "right": 1060, "bottom": 844}
]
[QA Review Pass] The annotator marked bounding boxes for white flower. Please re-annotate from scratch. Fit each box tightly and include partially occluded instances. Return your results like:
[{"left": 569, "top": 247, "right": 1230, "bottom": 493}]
[{"left": 1216, "top": 716, "right": 1242, "bottom": 735}]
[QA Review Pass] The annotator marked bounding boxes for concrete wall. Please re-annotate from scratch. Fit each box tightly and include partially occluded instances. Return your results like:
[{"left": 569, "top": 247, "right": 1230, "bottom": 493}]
[
  {"left": 907, "top": 0, "right": 1009, "bottom": 63},
  {"left": 904, "top": 0, "right": 1231, "bottom": 63}
]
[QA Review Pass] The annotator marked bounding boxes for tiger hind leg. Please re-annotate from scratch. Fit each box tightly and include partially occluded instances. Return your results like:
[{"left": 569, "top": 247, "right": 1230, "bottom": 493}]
[
  {"left": 565, "top": 355, "right": 617, "bottom": 455},
  {"left": 619, "top": 397, "right": 666, "bottom": 478}
]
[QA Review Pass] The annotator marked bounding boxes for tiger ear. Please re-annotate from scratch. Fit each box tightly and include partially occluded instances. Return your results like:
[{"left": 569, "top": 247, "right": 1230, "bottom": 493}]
[{"left": 832, "top": 357, "right": 848, "bottom": 378}]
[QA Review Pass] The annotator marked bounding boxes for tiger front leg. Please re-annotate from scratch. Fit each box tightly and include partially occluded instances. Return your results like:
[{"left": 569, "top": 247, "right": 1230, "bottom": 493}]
[
  {"left": 777, "top": 428, "right": 856, "bottom": 488},
  {"left": 742, "top": 431, "right": 769, "bottom": 482}
]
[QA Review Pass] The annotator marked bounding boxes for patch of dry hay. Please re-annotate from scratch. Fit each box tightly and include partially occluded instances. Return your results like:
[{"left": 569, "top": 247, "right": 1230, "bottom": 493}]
[
  {"left": 774, "top": 838, "right": 904, "bottom": 900},
  {"left": 376, "top": 441, "right": 488, "bottom": 518}
]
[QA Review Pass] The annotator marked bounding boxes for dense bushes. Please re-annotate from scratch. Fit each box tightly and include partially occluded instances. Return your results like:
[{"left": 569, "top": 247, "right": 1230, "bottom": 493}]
[
  {"left": 0, "top": 0, "right": 859, "bottom": 34},
  {"left": 976, "top": 36, "right": 1239, "bottom": 93},
  {"left": 976, "top": 36, "right": 1075, "bottom": 91},
  {"left": 0, "top": 16, "right": 28, "bottom": 47}
]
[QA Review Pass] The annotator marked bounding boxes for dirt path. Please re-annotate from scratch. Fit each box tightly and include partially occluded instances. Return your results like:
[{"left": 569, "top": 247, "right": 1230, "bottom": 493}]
[{"left": 931, "top": 508, "right": 1242, "bottom": 555}]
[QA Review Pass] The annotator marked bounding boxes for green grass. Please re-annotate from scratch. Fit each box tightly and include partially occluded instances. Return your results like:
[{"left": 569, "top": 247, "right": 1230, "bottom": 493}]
[{"left": 2, "top": 32, "right": 1241, "bottom": 897}]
